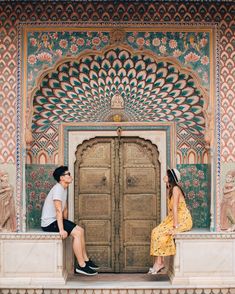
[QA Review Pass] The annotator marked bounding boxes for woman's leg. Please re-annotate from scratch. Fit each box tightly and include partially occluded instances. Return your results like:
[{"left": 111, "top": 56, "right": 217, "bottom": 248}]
[{"left": 153, "top": 256, "right": 164, "bottom": 269}]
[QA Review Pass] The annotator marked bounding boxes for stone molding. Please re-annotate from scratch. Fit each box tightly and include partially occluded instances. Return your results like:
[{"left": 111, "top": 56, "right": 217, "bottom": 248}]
[
  {"left": 0, "top": 232, "right": 61, "bottom": 240},
  {"left": 175, "top": 231, "right": 235, "bottom": 240}
]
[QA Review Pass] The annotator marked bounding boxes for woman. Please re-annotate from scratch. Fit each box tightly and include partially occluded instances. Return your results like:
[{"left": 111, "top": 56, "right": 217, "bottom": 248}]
[{"left": 149, "top": 168, "right": 193, "bottom": 274}]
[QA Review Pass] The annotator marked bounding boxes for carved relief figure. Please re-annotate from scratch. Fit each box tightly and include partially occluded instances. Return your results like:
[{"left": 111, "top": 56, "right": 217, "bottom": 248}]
[
  {"left": 220, "top": 170, "right": 235, "bottom": 230},
  {"left": 0, "top": 170, "right": 16, "bottom": 232},
  {"left": 111, "top": 92, "right": 124, "bottom": 109}
]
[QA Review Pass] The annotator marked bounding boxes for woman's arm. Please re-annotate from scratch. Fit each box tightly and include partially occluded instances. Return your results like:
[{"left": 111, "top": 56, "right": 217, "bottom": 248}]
[{"left": 172, "top": 186, "right": 180, "bottom": 228}]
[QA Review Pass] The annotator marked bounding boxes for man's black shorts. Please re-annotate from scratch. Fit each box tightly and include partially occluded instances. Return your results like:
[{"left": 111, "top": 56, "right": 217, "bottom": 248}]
[{"left": 41, "top": 219, "right": 76, "bottom": 235}]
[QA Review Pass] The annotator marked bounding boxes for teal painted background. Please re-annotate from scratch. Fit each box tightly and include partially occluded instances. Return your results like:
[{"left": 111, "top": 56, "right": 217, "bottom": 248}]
[
  {"left": 177, "top": 164, "right": 210, "bottom": 228},
  {"left": 26, "top": 164, "right": 57, "bottom": 230},
  {"left": 26, "top": 163, "right": 210, "bottom": 230}
]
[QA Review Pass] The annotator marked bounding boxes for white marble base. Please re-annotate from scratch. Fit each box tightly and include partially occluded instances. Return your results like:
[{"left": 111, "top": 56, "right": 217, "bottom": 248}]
[
  {"left": 169, "top": 230, "right": 235, "bottom": 286},
  {"left": 0, "top": 232, "right": 67, "bottom": 286}
]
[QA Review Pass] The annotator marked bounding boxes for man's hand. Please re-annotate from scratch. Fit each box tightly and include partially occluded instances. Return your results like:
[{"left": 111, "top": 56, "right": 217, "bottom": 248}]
[{"left": 59, "top": 229, "right": 68, "bottom": 240}]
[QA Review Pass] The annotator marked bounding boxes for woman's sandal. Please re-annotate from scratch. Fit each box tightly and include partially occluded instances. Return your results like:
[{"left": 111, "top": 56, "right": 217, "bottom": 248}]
[{"left": 150, "top": 266, "right": 165, "bottom": 275}]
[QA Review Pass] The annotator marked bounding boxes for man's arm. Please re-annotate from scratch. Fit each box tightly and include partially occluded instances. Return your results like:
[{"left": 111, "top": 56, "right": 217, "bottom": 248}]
[
  {"left": 54, "top": 200, "right": 68, "bottom": 239},
  {"left": 63, "top": 203, "right": 68, "bottom": 219}
]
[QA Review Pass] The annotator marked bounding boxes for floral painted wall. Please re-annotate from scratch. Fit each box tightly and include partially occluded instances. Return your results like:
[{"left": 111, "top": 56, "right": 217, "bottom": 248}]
[
  {"left": 0, "top": 1, "right": 234, "bottom": 231},
  {"left": 25, "top": 164, "right": 56, "bottom": 229},
  {"left": 177, "top": 164, "right": 210, "bottom": 228}
]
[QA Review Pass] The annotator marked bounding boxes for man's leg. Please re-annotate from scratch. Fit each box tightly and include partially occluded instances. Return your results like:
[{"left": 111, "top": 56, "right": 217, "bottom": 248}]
[{"left": 70, "top": 225, "right": 88, "bottom": 266}]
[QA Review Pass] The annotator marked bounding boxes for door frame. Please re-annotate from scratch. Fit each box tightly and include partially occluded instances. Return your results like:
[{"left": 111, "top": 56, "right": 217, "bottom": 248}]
[{"left": 59, "top": 122, "right": 176, "bottom": 222}]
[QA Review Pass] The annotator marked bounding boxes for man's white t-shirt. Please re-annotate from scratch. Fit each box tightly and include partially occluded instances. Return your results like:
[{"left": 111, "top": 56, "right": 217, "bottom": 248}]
[{"left": 41, "top": 183, "right": 67, "bottom": 227}]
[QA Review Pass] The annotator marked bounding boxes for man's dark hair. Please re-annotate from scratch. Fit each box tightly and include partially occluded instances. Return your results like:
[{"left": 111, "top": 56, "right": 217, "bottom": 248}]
[{"left": 53, "top": 166, "right": 68, "bottom": 182}]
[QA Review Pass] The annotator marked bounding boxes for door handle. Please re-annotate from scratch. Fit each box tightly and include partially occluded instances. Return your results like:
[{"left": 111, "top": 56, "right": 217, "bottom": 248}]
[{"left": 101, "top": 176, "right": 107, "bottom": 185}]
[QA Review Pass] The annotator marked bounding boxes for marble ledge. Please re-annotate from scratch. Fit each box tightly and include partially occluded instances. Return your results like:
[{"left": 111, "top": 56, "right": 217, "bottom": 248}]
[
  {"left": 0, "top": 232, "right": 61, "bottom": 240},
  {"left": 175, "top": 229, "right": 235, "bottom": 239}
]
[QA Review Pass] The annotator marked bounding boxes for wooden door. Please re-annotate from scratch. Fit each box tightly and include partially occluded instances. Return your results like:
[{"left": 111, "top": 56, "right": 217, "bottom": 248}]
[{"left": 74, "top": 137, "right": 160, "bottom": 272}]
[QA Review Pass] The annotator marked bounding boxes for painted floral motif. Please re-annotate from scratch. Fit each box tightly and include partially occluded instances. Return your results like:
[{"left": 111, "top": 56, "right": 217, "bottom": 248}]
[
  {"left": 177, "top": 164, "right": 210, "bottom": 228},
  {"left": 127, "top": 31, "right": 209, "bottom": 87},
  {"left": 27, "top": 31, "right": 110, "bottom": 89},
  {"left": 27, "top": 31, "right": 210, "bottom": 89},
  {"left": 26, "top": 164, "right": 56, "bottom": 229}
]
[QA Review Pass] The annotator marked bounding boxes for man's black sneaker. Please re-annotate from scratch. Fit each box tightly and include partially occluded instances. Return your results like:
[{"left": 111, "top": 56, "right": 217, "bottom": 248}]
[
  {"left": 86, "top": 259, "right": 100, "bottom": 270},
  {"left": 75, "top": 263, "right": 98, "bottom": 276}
]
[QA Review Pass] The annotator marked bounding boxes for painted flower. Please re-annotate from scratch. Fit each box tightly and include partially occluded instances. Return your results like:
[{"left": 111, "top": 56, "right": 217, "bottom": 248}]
[
  {"left": 39, "top": 167, "right": 45, "bottom": 174},
  {"left": 200, "top": 37, "right": 208, "bottom": 47},
  {"left": 180, "top": 168, "right": 187, "bottom": 176},
  {"left": 102, "top": 36, "right": 108, "bottom": 43},
  {"left": 77, "top": 38, "right": 85, "bottom": 46},
  {"left": 173, "top": 49, "right": 182, "bottom": 57},
  {"left": 184, "top": 52, "right": 200, "bottom": 63},
  {"left": 27, "top": 183, "right": 33, "bottom": 189},
  {"left": 70, "top": 44, "right": 78, "bottom": 53},
  {"left": 28, "top": 54, "right": 37, "bottom": 65},
  {"left": 30, "top": 171, "right": 36, "bottom": 179},
  {"left": 193, "top": 201, "right": 199, "bottom": 208},
  {"left": 188, "top": 191, "right": 195, "bottom": 199},
  {"left": 30, "top": 38, "right": 37, "bottom": 46},
  {"left": 201, "top": 56, "right": 209, "bottom": 65},
  {"left": 198, "top": 190, "right": 205, "bottom": 198},
  {"left": 52, "top": 32, "right": 58, "bottom": 39},
  {"left": 161, "top": 37, "right": 167, "bottom": 44},
  {"left": 37, "top": 52, "right": 53, "bottom": 63},
  {"left": 159, "top": 45, "right": 166, "bottom": 54},
  {"left": 169, "top": 39, "right": 177, "bottom": 49},
  {"left": 133, "top": 31, "right": 138, "bottom": 37},
  {"left": 136, "top": 37, "right": 145, "bottom": 46},
  {"left": 71, "top": 36, "right": 76, "bottom": 43},
  {"left": 145, "top": 40, "right": 150, "bottom": 46},
  {"left": 35, "top": 180, "right": 41, "bottom": 188},
  {"left": 128, "top": 36, "right": 135, "bottom": 43},
  {"left": 184, "top": 180, "right": 191, "bottom": 188},
  {"left": 193, "top": 179, "right": 200, "bottom": 187},
  {"left": 30, "top": 191, "right": 36, "bottom": 199},
  {"left": 44, "top": 181, "right": 51, "bottom": 189},
  {"left": 36, "top": 203, "right": 41, "bottom": 210},
  {"left": 40, "top": 192, "right": 47, "bottom": 200},
  {"left": 92, "top": 37, "right": 101, "bottom": 46},
  {"left": 55, "top": 49, "right": 63, "bottom": 57},
  {"left": 152, "top": 38, "right": 160, "bottom": 46},
  {"left": 198, "top": 170, "right": 205, "bottom": 179},
  {"left": 145, "top": 32, "right": 150, "bottom": 38},
  {"left": 86, "top": 40, "right": 91, "bottom": 46},
  {"left": 190, "top": 166, "right": 197, "bottom": 174},
  {"left": 59, "top": 39, "right": 68, "bottom": 49}
]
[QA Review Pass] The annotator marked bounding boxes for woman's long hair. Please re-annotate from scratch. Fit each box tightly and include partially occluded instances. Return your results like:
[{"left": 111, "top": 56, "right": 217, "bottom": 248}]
[{"left": 167, "top": 169, "right": 185, "bottom": 198}]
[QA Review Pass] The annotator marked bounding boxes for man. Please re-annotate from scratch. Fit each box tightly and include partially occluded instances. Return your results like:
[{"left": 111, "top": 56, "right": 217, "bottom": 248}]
[{"left": 41, "top": 166, "right": 99, "bottom": 276}]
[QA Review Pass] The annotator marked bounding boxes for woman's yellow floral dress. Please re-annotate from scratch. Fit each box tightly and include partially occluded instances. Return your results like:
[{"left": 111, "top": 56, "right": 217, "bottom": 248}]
[{"left": 150, "top": 196, "right": 193, "bottom": 256}]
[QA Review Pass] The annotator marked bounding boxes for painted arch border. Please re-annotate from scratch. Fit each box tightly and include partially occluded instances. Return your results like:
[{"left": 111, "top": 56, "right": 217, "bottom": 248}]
[{"left": 17, "top": 22, "right": 219, "bottom": 232}]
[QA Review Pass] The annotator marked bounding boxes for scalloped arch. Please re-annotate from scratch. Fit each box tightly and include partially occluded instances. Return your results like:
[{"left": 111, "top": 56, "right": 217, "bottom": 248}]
[{"left": 29, "top": 44, "right": 209, "bottom": 136}]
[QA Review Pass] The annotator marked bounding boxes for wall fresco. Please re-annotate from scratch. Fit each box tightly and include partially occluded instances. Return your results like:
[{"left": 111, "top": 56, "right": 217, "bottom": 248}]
[
  {"left": 25, "top": 164, "right": 56, "bottom": 230},
  {"left": 27, "top": 30, "right": 210, "bottom": 90},
  {"left": 177, "top": 164, "right": 210, "bottom": 228},
  {"left": 0, "top": 1, "right": 234, "bottom": 231}
]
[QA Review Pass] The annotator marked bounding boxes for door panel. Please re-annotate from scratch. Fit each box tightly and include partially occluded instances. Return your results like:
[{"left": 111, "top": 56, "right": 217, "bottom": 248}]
[
  {"left": 120, "top": 138, "right": 160, "bottom": 272},
  {"left": 74, "top": 138, "right": 114, "bottom": 272},
  {"left": 74, "top": 137, "right": 160, "bottom": 272}
]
